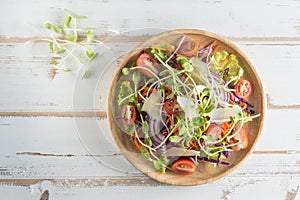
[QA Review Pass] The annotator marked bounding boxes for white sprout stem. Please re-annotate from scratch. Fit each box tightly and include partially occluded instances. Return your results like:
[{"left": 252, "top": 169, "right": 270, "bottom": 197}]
[
  {"left": 135, "top": 130, "right": 156, "bottom": 151},
  {"left": 165, "top": 35, "right": 185, "bottom": 63},
  {"left": 131, "top": 66, "right": 161, "bottom": 80}
]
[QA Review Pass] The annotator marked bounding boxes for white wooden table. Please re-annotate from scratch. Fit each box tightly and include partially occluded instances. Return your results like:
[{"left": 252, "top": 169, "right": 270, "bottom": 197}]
[{"left": 1, "top": 0, "right": 300, "bottom": 199}]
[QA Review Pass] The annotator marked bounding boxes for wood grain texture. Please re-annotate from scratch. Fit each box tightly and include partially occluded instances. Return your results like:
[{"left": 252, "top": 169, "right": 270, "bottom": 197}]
[
  {"left": 1, "top": 0, "right": 300, "bottom": 38},
  {"left": 0, "top": 40, "right": 300, "bottom": 113},
  {"left": 0, "top": 177, "right": 299, "bottom": 200},
  {"left": 0, "top": 113, "right": 299, "bottom": 178}
]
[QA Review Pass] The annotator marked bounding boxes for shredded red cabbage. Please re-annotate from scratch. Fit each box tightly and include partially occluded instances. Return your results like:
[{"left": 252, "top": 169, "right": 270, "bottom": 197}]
[{"left": 198, "top": 156, "right": 235, "bottom": 166}]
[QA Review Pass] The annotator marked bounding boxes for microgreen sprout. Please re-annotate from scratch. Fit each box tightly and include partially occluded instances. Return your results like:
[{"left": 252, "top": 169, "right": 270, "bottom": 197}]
[{"left": 25, "top": 8, "right": 102, "bottom": 79}]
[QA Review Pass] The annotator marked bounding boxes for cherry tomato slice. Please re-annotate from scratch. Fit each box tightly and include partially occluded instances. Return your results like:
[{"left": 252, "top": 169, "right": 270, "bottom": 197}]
[
  {"left": 231, "top": 126, "right": 248, "bottom": 151},
  {"left": 120, "top": 104, "right": 137, "bottom": 125},
  {"left": 172, "top": 159, "right": 196, "bottom": 175},
  {"left": 136, "top": 53, "right": 159, "bottom": 78},
  {"left": 206, "top": 124, "right": 222, "bottom": 140},
  {"left": 178, "top": 40, "right": 200, "bottom": 57},
  {"left": 234, "top": 79, "right": 252, "bottom": 99},
  {"left": 163, "top": 98, "right": 182, "bottom": 115}
]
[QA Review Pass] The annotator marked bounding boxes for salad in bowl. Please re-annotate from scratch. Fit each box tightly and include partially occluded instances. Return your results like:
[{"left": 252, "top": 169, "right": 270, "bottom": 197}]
[{"left": 107, "top": 29, "right": 265, "bottom": 185}]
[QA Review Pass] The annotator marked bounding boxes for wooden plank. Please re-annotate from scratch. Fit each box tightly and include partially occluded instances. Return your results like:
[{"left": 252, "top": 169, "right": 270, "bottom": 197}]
[
  {"left": 0, "top": 41, "right": 299, "bottom": 112},
  {"left": 0, "top": 153, "right": 299, "bottom": 178},
  {"left": 0, "top": 177, "right": 299, "bottom": 200},
  {"left": 1, "top": 0, "right": 300, "bottom": 38},
  {"left": 0, "top": 110, "right": 299, "bottom": 154},
  {"left": 0, "top": 111, "right": 299, "bottom": 178}
]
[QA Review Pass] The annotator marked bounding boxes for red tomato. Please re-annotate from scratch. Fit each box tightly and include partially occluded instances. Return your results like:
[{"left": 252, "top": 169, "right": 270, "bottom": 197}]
[
  {"left": 163, "top": 98, "right": 182, "bottom": 115},
  {"left": 136, "top": 53, "right": 160, "bottom": 78},
  {"left": 120, "top": 104, "right": 137, "bottom": 125},
  {"left": 234, "top": 79, "right": 252, "bottom": 99},
  {"left": 206, "top": 124, "right": 222, "bottom": 140},
  {"left": 172, "top": 159, "right": 196, "bottom": 175},
  {"left": 178, "top": 40, "right": 200, "bottom": 57},
  {"left": 231, "top": 127, "right": 248, "bottom": 151}
]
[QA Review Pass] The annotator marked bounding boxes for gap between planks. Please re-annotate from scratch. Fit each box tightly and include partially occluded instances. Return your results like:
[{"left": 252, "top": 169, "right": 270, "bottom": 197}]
[{"left": 0, "top": 177, "right": 161, "bottom": 187}]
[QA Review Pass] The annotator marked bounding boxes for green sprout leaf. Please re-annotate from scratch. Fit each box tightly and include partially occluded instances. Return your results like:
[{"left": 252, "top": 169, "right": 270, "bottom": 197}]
[
  {"left": 145, "top": 136, "right": 152, "bottom": 147},
  {"left": 140, "top": 146, "right": 150, "bottom": 160},
  {"left": 65, "top": 34, "right": 77, "bottom": 42},
  {"left": 62, "top": 69, "right": 72, "bottom": 72},
  {"left": 81, "top": 69, "right": 88, "bottom": 80},
  {"left": 50, "top": 57, "right": 58, "bottom": 65},
  {"left": 122, "top": 67, "right": 130, "bottom": 75},
  {"left": 192, "top": 116, "right": 206, "bottom": 126},
  {"left": 54, "top": 26, "right": 63, "bottom": 34},
  {"left": 64, "top": 16, "right": 72, "bottom": 27},
  {"left": 142, "top": 121, "right": 149, "bottom": 135},
  {"left": 87, "top": 29, "right": 93, "bottom": 42},
  {"left": 49, "top": 41, "right": 54, "bottom": 52},
  {"left": 169, "top": 135, "right": 182, "bottom": 143},
  {"left": 54, "top": 48, "right": 65, "bottom": 54},
  {"left": 44, "top": 23, "right": 54, "bottom": 30},
  {"left": 153, "top": 160, "right": 166, "bottom": 173}
]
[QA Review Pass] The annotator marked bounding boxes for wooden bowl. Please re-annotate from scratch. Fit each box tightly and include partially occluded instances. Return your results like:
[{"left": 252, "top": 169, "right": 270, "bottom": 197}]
[{"left": 107, "top": 29, "right": 265, "bottom": 185}]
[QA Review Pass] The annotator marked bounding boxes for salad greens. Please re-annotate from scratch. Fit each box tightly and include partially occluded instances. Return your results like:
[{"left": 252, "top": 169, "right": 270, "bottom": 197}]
[{"left": 113, "top": 37, "right": 260, "bottom": 174}]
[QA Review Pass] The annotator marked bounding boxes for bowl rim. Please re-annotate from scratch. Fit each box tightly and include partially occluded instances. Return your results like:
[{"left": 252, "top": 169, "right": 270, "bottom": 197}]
[{"left": 107, "top": 28, "right": 266, "bottom": 186}]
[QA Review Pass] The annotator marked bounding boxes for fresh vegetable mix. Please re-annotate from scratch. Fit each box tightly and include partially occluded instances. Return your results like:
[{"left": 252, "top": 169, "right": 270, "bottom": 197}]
[{"left": 113, "top": 36, "right": 260, "bottom": 175}]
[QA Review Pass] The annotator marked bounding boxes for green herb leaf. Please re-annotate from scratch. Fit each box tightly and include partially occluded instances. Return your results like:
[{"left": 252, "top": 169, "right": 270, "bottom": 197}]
[
  {"left": 54, "top": 48, "right": 66, "bottom": 54},
  {"left": 179, "top": 125, "right": 186, "bottom": 136},
  {"left": 122, "top": 67, "right": 130, "bottom": 75},
  {"left": 169, "top": 135, "right": 182, "bottom": 143},
  {"left": 87, "top": 29, "right": 93, "bottom": 42},
  {"left": 54, "top": 26, "right": 63, "bottom": 34},
  {"left": 88, "top": 52, "right": 98, "bottom": 62},
  {"left": 140, "top": 146, "right": 150, "bottom": 160},
  {"left": 142, "top": 121, "right": 149, "bottom": 135},
  {"left": 62, "top": 69, "right": 72, "bottom": 72},
  {"left": 153, "top": 160, "right": 166, "bottom": 173},
  {"left": 81, "top": 69, "right": 88, "bottom": 80},
  {"left": 205, "top": 104, "right": 215, "bottom": 114},
  {"left": 50, "top": 57, "right": 58, "bottom": 65},
  {"left": 44, "top": 23, "right": 54, "bottom": 30},
  {"left": 86, "top": 50, "right": 94, "bottom": 58},
  {"left": 63, "top": 8, "right": 76, "bottom": 17},
  {"left": 76, "top": 15, "right": 88, "bottom": 19},
  {"left": 64, "top": 16, "right": 72, "bottom": 27},
  {"left": 192, "top": 116, "right": 206, "bottom": 126},
  {"left": 49, "top": 41, "right": 54, "bottom": 52},
  {"left": 144, "top": 136, "right": 152, "bottom": 147},
  {"left": 136, "top": 103, "right": 142, "bottom": 113},
  {"left": 132, "top": 71, "right": 141, "bottom": 88},
  {"left": 65, "top": 34, "right": 77, "bottom": 42}
]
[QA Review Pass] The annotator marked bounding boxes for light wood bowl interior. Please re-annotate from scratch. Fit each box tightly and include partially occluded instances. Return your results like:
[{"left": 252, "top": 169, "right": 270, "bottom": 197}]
[{"left": 107, "top": 29, "right": 265, "bottom": 186}]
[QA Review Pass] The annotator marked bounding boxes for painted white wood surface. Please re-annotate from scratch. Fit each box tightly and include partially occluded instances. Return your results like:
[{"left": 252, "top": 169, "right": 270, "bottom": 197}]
[{"left": 0, "top": 0, "right": 300, "bottom": 199}]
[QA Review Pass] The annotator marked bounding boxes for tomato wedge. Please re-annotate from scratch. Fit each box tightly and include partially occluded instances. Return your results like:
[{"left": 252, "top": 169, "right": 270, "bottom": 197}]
[
  {"left": 206, "top": 124, "right": 223, "bottom": 140},
  {"left": 178, "top": 40, "right": 200, "bottom": 57},
  {"left": 136, "top": 53, "right": 160, "bottom": 78},
  {"left": 172, "top": 159, "right": 196, "bottom": 175},
  {"left": 163, "top": 98, "right": 182, "bottom": 115},
  {"left": 231, "top": 126, "right": 248, "bottom": 151},
  {"left": 120, "top": 104, "right": 137, "bottom": 125},
  {"left": 234, "top": 79, "right": 252, "bottom": 99}
]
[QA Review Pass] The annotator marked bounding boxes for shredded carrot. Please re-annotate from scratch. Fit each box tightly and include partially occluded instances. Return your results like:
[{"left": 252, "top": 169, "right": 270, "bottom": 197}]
[
  {"left": 211, "top": 44, "right": 220, "bottom": 54},
  {"left": 188, "top": 140, "right": 200, "bottom": 151},
  {"left": 221, "top": 122, "right": 233, "bottom": 137},
  {"left": 133, "top": 136, "right": 142, "bottom": 151}
]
